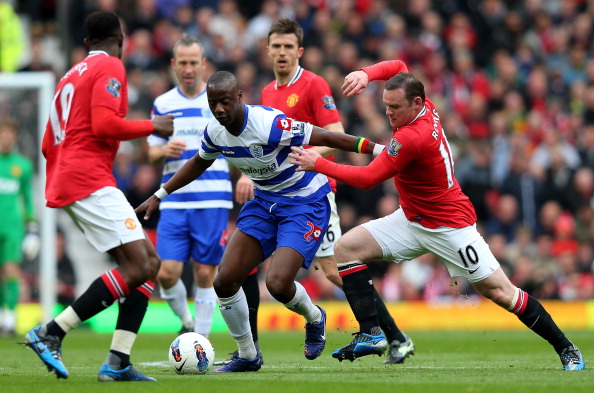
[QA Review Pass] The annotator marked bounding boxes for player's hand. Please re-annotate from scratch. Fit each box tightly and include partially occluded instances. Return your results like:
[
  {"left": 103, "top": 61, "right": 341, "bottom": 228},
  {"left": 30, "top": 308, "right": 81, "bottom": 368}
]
[
  {"left": 289, "top": 146, "right": 321, "bottom": 172},
  {"left": 234, "top": 174, "right": 254, "bottom": 204},
  {"left": 342, "top": 70, "right": 369, "bottom": 97},
  {"left": 134, "top": 195, "right": 161, "bottom": 221},
  {"left": 163, "top": 139, "right": 187, "bottom": 158},
  {"left": 152, "top": 114, "right": 174, "bottom": 137}
]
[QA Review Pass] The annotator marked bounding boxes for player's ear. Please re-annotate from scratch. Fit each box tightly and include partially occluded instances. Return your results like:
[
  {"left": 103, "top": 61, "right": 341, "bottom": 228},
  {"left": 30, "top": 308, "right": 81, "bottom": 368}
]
[{"left": 297, "top": 47, "right": 304, "bottom": 59}]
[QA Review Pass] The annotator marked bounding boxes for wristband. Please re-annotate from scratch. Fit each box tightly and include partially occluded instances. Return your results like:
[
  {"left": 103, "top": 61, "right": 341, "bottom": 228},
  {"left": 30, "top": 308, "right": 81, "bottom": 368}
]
[
  {"left": 373, "top": 144, "right": 386, "bottom": 156},
  {"left": 354, "top": 136, "right": 370, "bottom": 153},
  {"left": 154, "top": 187, "right": 169, "bottom": 200}
]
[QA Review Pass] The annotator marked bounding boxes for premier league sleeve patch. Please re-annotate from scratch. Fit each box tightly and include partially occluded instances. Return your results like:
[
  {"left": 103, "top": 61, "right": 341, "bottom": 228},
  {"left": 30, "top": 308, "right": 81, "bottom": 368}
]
[
  {"left": 106, "top": 77, "right": 122, "bottom": 97},
  {"left": 290, "top": 120, "right": 306, "bottom": 136},
  {"left": 321, "top": 95, "right": 337, "bottom": 110},
  {"left": 387, "top": 138, "right": 402, "bottom": 156}
]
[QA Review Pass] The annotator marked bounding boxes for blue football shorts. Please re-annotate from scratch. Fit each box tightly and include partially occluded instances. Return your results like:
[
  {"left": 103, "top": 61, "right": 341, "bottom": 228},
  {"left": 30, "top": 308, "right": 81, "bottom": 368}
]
[
  {"left": 237, "top": 195, "right": 330, "bottom": 269},
  {"left": 156, "top": 208, "right": 229, "bottom": 265}
]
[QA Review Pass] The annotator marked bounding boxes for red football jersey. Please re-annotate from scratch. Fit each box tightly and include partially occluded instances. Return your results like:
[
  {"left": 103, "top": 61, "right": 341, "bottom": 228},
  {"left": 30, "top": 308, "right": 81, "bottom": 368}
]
[
  {"left": 315, "top": 98, "right": 477, "bottom": 229},
  {"left": 262, "top": 67, "right": 341, "bottom": 191},
  {"left": 42, "top": 51, "right": 128, "bottom": 207}
]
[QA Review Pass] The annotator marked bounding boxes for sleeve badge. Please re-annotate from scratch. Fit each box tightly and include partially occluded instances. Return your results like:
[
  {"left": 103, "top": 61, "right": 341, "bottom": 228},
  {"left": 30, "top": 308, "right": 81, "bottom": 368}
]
[
  {"left": 106, "top": 77, "right": 122, "bottom": 97},
  {"left": 387, "top": 138, "right": 402, "bottom": 156},
  {"left": 321, "top": 95, "right": 337, "bottom": 110}
]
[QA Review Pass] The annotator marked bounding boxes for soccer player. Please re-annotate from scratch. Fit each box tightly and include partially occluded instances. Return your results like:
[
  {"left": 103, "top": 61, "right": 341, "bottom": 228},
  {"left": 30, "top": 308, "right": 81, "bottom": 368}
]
[
  {"left": 23, "top": 11, "right": 174, "bottom": 381},
  {"left": 135, "top": 71, "right": 385, "bottom": 372},
  {"left": 261, "top": 18, "right": 412, "bottom": 363},
  {"left": 0, "top": 119, "right": 38, "bottom": 336},
  {"left": 148, "top": 34, "right": 233, "bottom": 337},
  {"left": 289, "top": 60, "right": 586, "bottom": 371}
]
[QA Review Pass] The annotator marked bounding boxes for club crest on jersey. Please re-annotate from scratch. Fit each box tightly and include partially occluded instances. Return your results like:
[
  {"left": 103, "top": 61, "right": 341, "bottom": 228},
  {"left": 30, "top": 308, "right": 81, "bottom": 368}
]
[
  {"left": 287, "top": 93, "right": 299, "bottom": 107},
  {"left": 106, "top": 78, "right": 122, "bottom": 97},
  {"left": 249, "top": 145, "right": 263, "bottom": 158},
  {"left": 304, "top": 221, "right": 322, "bottom": 242},
  {"left": 387, "top": 138, "right": 402, "bottom": 156},
  {"left": 321, "top": 95, "right": 336, "bottom": 110},
  {"left": 10, "top": 164, "right": 22, "bottom": 178}
]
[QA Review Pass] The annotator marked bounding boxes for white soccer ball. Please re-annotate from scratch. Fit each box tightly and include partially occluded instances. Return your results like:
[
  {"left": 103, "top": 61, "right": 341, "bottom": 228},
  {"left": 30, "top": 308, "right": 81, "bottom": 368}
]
[{"left": 168, "top": 332, "right": 215, "bottom": 374}]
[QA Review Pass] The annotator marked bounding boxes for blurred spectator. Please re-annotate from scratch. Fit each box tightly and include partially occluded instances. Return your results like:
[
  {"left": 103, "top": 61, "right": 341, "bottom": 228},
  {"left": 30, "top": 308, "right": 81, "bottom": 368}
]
[
  {"left": 485, "top": 194, "right": 521, "bottom": 243},
  {"left": 0, "top": 0, "right": 24, "bottom": 72}
]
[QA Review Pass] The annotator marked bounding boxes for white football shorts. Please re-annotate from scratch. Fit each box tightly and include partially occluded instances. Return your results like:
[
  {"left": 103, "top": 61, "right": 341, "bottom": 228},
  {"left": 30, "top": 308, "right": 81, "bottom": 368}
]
[
  {"left": 63, "top": 186, "right": 145, "bottom": 253},
  {"left": 362, "top": 208, "right": 500, "bottom": 283},
  {"left": 315, "top": 192, "right": 342, "bottom": 258}
]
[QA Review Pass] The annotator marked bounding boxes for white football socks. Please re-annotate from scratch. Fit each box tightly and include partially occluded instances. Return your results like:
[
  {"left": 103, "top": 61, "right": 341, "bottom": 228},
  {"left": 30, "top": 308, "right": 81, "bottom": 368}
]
[
  {"left": 218, "top": 289, "right": 257, "bottom": 360},
  {"left": 160, "top": 279, "right": 193, "bottom": 329},
  {"left": 194, "top": 286, "right": 217, "bottom": 337},
  {"left": 284, "top": 281, "right": 321, "bottom": 323}
]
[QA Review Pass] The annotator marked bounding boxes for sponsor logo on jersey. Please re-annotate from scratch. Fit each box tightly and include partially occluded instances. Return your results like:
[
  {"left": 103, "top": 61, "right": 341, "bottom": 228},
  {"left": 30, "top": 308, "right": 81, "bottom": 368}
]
[
  {"left": 0, "top": 178, "right": 19, "bottom": 193},
  {"left": 249, "top": 145, "right": 264, "bottom": 158},
  {"left": 287, "top": 93, "right": 299, "bottom": 107},
  {"left": 321, "top": 95, "right": 337, "bottom": 110},
  {"left": 125, "top": 218, "right": 137, "bottom": 230},
  {"left": 239, "top": 162, "right": 277, "bottom": 176},
  {"left": 304, "top": 221, "right": 322, "bottom": 242},
  {"left": 106, "top": 77, "right": 122, "bottom": 97},
  {"left": 387, "top": 138, "right": 402, "bottom": 156}
]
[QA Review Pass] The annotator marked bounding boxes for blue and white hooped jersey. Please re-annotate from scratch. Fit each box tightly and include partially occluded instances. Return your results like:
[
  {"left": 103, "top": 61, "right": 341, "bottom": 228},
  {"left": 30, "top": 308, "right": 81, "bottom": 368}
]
[
  {"left": 149, "top": 87, "right": 232, "bottom": 210},
  {"left": 199, "top": 104, "right": 330, "bottom": 205}
]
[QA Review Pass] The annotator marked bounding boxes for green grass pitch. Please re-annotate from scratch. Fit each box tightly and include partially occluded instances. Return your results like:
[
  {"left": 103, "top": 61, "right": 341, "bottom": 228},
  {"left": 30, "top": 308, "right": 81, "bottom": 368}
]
[{"left": 1, "top": 329, "right": 592, "bottom": 393}]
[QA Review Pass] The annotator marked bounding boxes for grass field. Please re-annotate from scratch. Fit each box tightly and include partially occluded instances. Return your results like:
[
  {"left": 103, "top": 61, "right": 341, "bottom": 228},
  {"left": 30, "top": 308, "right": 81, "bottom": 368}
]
[{"left": 1, "top": 329, "right": 592, "bottom": 393}]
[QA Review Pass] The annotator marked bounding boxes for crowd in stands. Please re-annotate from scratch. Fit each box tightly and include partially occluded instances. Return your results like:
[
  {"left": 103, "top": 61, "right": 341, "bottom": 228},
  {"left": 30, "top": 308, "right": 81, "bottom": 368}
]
[{"left": 10, "top": 0, "right": 594, "bottom": 303}]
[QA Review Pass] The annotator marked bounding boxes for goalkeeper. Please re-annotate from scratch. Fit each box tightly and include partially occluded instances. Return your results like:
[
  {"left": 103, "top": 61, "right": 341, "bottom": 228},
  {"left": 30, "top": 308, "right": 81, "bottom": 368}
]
[{"left": 0, "top": 119, "right": 39, "bottom": 336}]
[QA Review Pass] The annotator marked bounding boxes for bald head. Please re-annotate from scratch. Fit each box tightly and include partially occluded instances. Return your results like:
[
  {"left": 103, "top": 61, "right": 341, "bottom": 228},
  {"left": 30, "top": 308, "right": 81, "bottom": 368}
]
[
  {"left": 207, "top": 71, "right": 239, "bottom": 92},
  {"left": 206, "top": 71, "right": 244, "bottom": 133}
]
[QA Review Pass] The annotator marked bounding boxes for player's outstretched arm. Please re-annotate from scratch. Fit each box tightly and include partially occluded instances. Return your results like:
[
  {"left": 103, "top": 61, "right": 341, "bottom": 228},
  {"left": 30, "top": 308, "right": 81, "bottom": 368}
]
[
  {"left": 289, "top": 146, "right": 394, "bottom": 190},
  {"left": 135, "top": 154, "right": 214, "bottom": 220},
  {"left": 342, "top": 60, "right": 409, "bottom": 97},
  {"left": 91, "top": 107, "right": 174, "bottom": 140},
  {"left": 309, "top": 126, "right": 385, "bottom": 156},
  {"left": 342, "top": 70, "right": 369, "bottom": 97}
]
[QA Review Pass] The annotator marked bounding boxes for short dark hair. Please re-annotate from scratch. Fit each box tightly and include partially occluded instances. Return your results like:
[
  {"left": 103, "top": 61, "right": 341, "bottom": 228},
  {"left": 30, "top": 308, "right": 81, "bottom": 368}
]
[
  {"left": 207, "top": 71, "right": 238, "bottom": 90},
  {"left": 385, "top": 73, "right": 425, "bottom": 105},
  {"left": 85, "top": 11, "right": 122, "bottom": 45},
  {"left": 0, "top": 118, "right": 18, "bottom": 132},
  {"left": 172, "top": 33, "right": 204, "bottom": 58},
  {"left": 268, "top": 18, "right": 303, "bottom": 47}
]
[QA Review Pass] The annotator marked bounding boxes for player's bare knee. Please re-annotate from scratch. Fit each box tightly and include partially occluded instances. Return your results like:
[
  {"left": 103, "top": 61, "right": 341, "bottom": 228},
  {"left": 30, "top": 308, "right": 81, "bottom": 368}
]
[
  {"left": 213, "top": 275, "right": 239, "bottom": 298},
  {"left": 265, "top": 278, "right": 292, "bottom": 301}
]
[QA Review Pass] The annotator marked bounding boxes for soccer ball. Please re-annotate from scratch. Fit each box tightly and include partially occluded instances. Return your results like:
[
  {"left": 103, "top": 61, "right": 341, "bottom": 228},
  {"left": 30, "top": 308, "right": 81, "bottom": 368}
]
[{"left": 168, "top": 332, "right": 215, "bottom": 374}]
